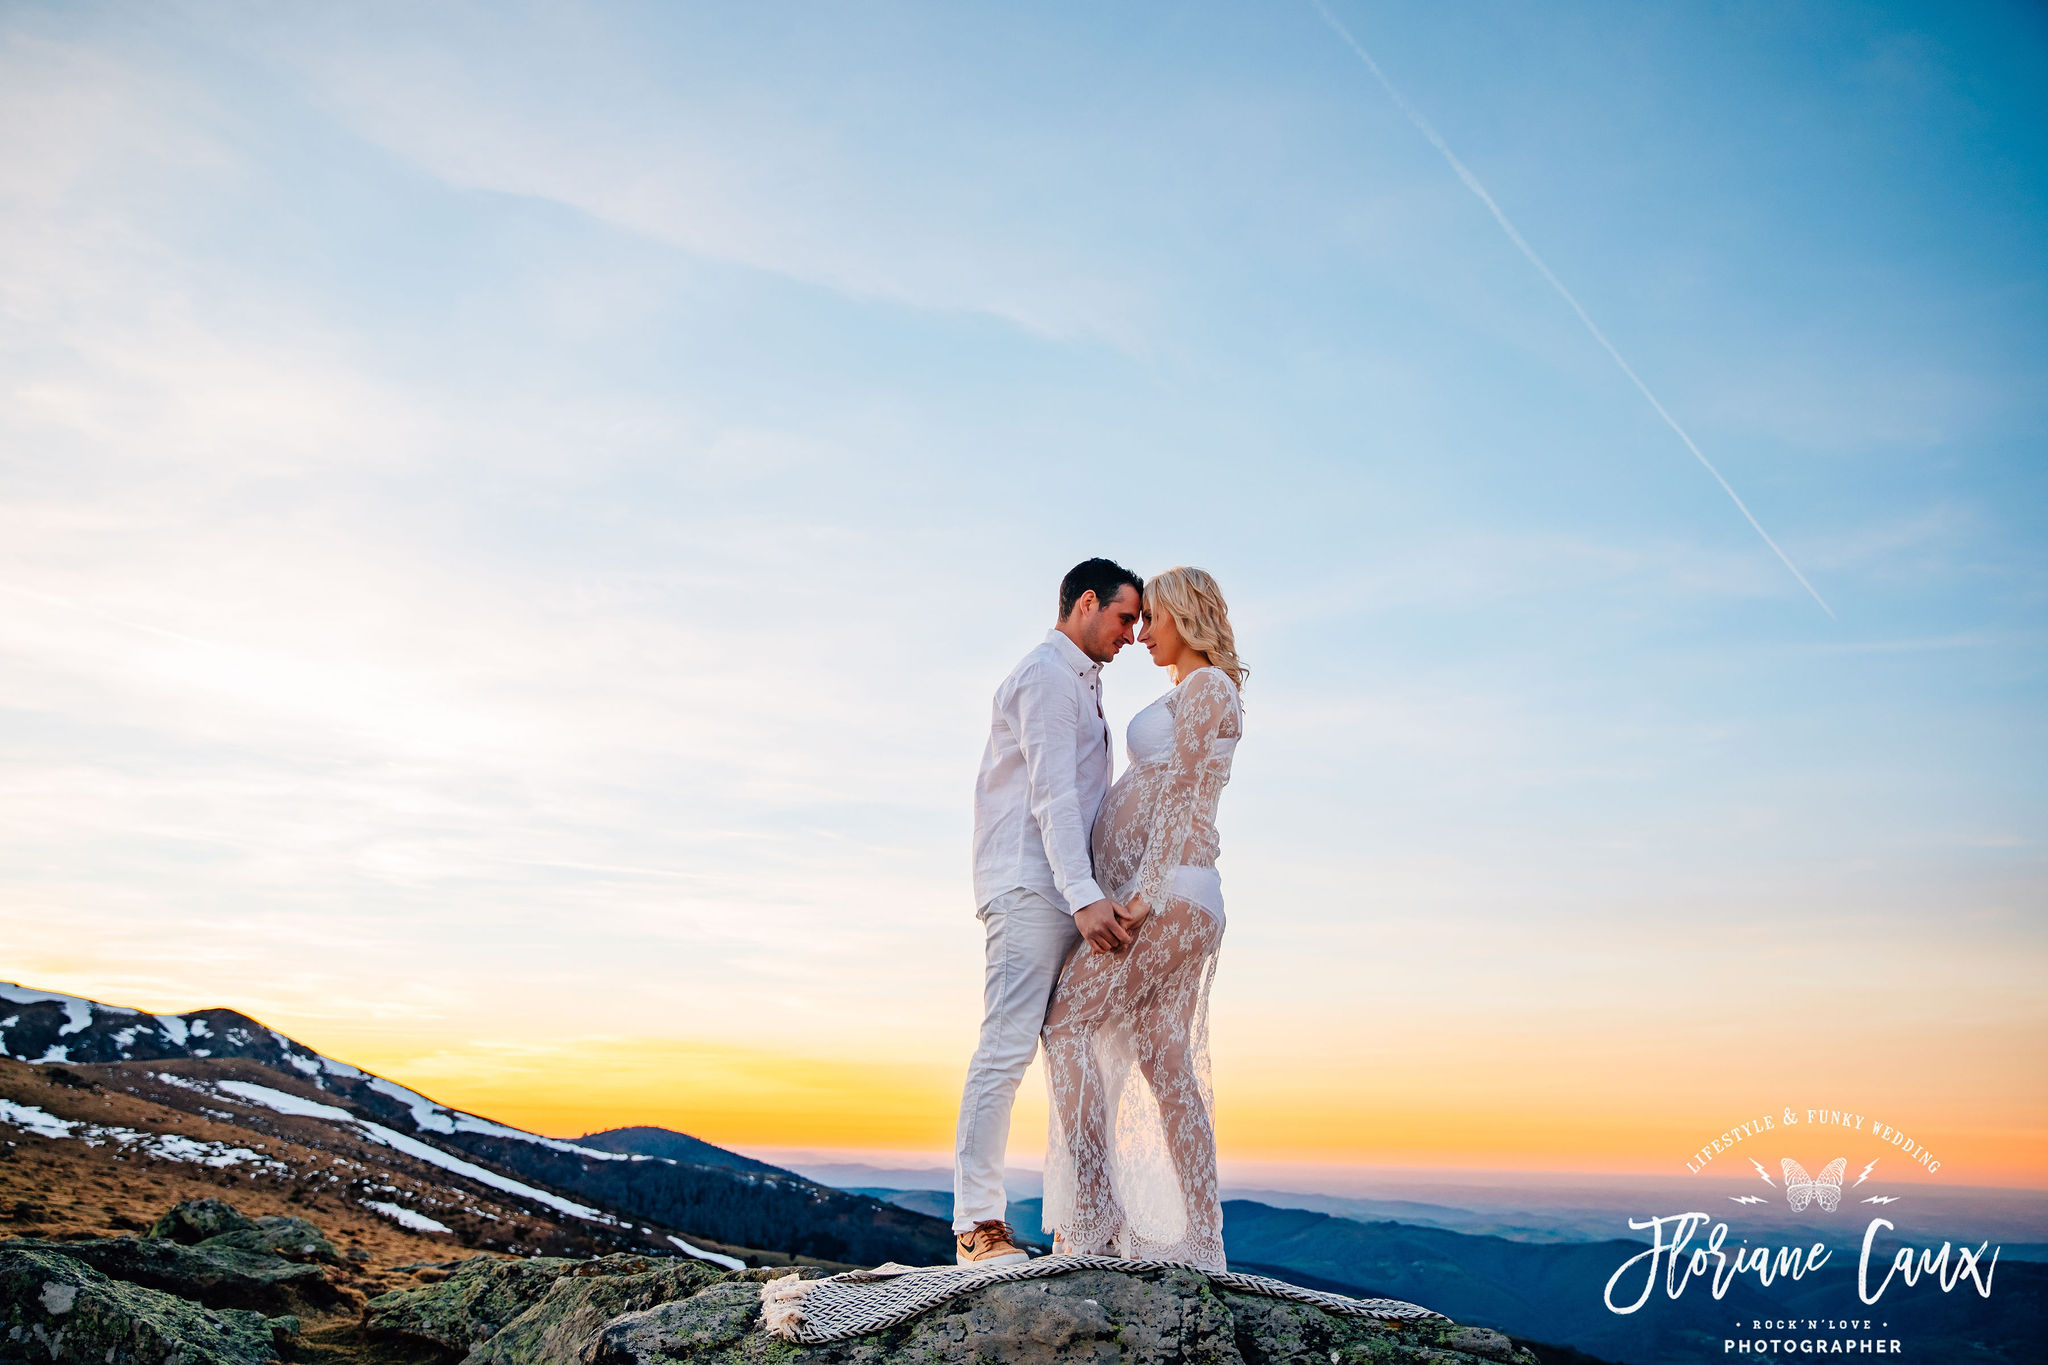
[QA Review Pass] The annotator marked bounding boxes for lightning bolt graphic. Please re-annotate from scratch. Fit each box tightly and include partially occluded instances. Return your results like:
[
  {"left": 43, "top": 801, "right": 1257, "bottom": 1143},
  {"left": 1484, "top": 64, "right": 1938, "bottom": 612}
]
[
  {"left": 1729, "top": 1195, "right": 1769, "bottom": 1205},
  {"left": 1855, "top": 1159, "right": 1879, "bottom": 1187},
  {"left": 1862, "top": 1196, "right": 1900, "bottom": 1205},
  {"left": 1750, "top": 1158, "right": 1776, "bottom": 1187}
]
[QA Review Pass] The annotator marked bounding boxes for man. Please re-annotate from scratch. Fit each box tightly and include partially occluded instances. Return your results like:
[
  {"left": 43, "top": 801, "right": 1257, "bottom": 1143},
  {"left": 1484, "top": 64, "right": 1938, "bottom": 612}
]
[{"left": 952, "top": 557, "right": 1145, "bottom": 1266}]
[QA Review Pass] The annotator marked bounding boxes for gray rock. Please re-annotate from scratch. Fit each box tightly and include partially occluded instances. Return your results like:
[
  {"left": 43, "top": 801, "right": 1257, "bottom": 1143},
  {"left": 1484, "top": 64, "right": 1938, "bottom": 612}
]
[
  {"left": 0, "top": 1246, "right": 295, "bottom": 1365},
  {"left": 0, "top": 1235, "right": 346, "bottom": 1318},
  {"left": 147, "top": 1199, "right": 259, "bottom": 1244},
  {"left": 586, "top": 1281, "right": 774, "bottom": 1365},
  {"left": 584, "top": 1265, "right": 1538, "bottom": 1365},
  {"left": 143, "top": 1200, "right": 337, "bottom": 1265},
  {"left": 198, "top": 1217, "right": 342, "bottom": 1266},
  {"left": 466, "top": 1256, "right": 730, "bottom": 1365},
  {"left": 366, "top": 1256, "right": 589, "bottom": 1353}
]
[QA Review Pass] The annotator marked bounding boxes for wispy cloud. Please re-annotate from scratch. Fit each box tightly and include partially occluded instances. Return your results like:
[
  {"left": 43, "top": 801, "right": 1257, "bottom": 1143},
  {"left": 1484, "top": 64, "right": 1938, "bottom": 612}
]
[
  {"left": 260, "top": 8, "right": 1148, "bottom": 346},
  {"left": 1307, "top": 0, "right": 1835, "bottom": 619}
]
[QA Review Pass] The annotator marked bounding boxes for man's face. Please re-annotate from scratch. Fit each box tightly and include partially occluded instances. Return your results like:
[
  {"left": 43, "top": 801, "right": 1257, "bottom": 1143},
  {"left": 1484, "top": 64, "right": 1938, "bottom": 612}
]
[{"left": 1076, "top": 584, "right": 1142, "bottom": 664}]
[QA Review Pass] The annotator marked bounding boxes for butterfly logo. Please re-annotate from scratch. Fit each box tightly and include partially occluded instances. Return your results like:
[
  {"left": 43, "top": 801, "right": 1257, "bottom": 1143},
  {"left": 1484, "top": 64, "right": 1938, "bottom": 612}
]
[{"left": 1782, "top": 1157, "right": 1847, "bottom": 1213}]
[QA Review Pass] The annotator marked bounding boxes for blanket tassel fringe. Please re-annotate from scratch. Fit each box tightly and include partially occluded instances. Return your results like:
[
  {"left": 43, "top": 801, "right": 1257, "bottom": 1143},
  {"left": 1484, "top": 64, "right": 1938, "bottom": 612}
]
[{"left": 759, "top": 1272, "right": 813, "bottom": 1337}]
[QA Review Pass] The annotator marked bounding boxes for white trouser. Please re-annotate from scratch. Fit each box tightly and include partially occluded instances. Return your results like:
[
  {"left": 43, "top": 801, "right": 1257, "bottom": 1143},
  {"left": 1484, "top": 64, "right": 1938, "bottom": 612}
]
[{"left": 952, "top": 886, "right": 1081, "bottom": 1233}]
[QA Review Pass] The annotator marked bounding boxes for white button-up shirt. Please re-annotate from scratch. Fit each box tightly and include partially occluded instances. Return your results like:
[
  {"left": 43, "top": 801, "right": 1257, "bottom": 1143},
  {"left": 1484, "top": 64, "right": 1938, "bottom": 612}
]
[{"left": 972, "top": 629, "right": 1112, "bottom": 915}]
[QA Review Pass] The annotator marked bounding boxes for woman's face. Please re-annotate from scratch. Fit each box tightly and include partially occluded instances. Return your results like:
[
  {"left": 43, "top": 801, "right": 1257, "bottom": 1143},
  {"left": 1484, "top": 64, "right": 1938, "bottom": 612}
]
[{"left": 1138, "top": 600, "right": 1181, "bottom": 667}]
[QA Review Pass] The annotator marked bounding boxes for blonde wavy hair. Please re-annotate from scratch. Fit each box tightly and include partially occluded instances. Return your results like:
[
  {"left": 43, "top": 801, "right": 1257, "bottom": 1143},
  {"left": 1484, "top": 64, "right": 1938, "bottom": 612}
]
[{"left": 1145, "top": 566, "right": 1247, "bottom": 692}]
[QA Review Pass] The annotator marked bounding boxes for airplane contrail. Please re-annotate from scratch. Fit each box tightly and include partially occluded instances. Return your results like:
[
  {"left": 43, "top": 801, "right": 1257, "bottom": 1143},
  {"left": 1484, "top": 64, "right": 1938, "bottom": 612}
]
[{"left": 1306, "top": 0, "right": 1835, "bottom": 620}]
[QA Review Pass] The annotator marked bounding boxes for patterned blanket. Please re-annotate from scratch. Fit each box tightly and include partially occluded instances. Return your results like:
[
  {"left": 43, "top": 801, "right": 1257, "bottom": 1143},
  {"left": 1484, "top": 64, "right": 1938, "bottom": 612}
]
[{"left": 758, "top": 1253, "right": 1446, "bottom": 1344}]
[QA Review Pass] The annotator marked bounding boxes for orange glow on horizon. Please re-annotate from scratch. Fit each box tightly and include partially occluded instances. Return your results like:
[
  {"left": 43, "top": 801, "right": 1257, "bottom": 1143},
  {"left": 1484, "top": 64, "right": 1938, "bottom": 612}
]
[
  {"left": 21, "top": 970, "right": 2044, "bottom": 1190},
  {"left": 306, "top": 1029, "right": 2048, "bottom": 1191}
]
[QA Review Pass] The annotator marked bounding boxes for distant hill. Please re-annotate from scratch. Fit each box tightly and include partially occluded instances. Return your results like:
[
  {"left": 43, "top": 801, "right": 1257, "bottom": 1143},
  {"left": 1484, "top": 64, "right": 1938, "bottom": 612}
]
[
  {"left": 0, "top": 979, "right": 953, "bottom": 1268},
  {"left": 575, "top": 1125, "right": 787, "bottom": 1175}
]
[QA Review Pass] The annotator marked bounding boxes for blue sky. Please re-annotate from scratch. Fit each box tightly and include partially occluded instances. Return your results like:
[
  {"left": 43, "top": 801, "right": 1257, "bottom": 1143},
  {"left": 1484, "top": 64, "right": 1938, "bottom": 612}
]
[{"left": 2, "top": 1, "right": 2043, "bottom": 1175}]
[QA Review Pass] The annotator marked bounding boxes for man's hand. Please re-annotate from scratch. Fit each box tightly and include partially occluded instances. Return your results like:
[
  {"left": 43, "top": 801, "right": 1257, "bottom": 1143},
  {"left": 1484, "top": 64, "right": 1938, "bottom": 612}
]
[{"left": 1073, "top": 899, "right": 1132, "bottom": 953}]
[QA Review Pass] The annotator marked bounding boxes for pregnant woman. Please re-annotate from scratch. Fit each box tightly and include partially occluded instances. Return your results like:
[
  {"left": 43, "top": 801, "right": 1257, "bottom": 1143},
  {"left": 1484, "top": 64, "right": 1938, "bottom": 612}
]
[{"left": 1041, "top": 565, "right": 1245, "bottom": 1272}]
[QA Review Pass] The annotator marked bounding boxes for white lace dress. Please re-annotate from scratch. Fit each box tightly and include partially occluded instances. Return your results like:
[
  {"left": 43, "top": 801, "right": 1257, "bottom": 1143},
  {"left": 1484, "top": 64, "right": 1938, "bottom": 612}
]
[{"left": 1041, "top": 665, "right": 1241, "bottom": 1271}]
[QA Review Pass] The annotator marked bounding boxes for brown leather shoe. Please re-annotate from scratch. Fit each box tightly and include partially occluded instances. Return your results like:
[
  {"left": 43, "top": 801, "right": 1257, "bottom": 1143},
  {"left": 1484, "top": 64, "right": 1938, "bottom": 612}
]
[{"left": 955, "top": 1218, "right": 1029, "bottom": 1266}]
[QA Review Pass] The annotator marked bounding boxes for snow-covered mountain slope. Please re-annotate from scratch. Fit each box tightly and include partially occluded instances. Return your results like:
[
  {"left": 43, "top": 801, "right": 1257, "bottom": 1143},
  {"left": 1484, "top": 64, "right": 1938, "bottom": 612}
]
[
  {"left": 1, "top": 981, "right": 705, "bottom": 1165},
  {"left": 0, "top": 980, "right": 954, "bottom": 1267},
  {"left": 0, "top": 1052, "right": 753, "bottom": 1267}
]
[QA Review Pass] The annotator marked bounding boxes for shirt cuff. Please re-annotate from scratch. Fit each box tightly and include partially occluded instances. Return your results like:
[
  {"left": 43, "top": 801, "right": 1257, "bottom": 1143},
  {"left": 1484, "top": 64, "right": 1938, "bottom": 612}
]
[{"left": 1062, "top": 879, "right": 1107, "bottom": 915}]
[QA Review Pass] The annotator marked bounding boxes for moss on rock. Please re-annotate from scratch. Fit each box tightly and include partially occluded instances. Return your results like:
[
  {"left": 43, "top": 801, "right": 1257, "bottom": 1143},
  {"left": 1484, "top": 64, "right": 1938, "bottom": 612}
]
[
  {"left": 148, "top": 1199, "right": 259, "bottom": 1244},
  {"left": 0, "top": 1246, "right": 295, "bottom": 1365},
  {"left": 0, "top": 1236, "right": 345, "bottom": 1318},
  {"left": 365, "top": 1257, "right": 589, "bottom": 1354},
  {"left": 200, "top": 1217, "right": 342, "bottom": 1266},
  {"left": 468, "top": 1255, "right": 731, "bottom": 1365}
]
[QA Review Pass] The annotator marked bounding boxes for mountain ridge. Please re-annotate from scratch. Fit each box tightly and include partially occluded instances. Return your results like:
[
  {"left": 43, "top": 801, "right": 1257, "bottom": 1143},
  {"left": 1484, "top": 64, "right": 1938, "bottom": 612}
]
[{"left": 0, "top": 978, "right": 953, "bottom": 1267}]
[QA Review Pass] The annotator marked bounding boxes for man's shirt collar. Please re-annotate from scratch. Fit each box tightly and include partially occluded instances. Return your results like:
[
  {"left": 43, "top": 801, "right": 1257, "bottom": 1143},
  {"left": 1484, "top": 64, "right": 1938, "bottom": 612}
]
[{"left": 1045, "top": 628, "right": 1101, "bottom": 677}]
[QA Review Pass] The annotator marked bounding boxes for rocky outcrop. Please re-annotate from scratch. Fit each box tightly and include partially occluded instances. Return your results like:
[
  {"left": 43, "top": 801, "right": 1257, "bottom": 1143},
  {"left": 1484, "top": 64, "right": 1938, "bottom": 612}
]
[
  {"left": 366, "top": 1252, "right": 732, "bottom": 1363},
  {"left": 2, "top": 1188, "right": 1531, "bottom": 1365},
  {"left": 0, "top": 1235, "right": 347, "bottom": 1318},
  {"left": 468, "top": 1257, "right": 730, "bottom": 1365},
  {"left": 0, "top": 1247, "right": 296, "bottom": 1365},
  {"left": 366, "top": 1256, "right": 594, "bottom": 1355},
  {"left": 591, "top": 1265, "right": 1531, "bottom": 1365},
  {"left": 146, "top": 1199, "right": 263, "bottom": 1244},
  {"left": 148, "top": 1198, "right": 342, "bottom": 1265},
  {"left": 365, "top": 1244, "right": 1535, "bottom": 1365}
]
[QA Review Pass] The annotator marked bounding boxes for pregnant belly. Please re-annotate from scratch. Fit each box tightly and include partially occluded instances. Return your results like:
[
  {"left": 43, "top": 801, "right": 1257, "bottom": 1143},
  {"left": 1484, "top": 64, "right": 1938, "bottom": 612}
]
[{"left": 1091, "top": 778, "right": 1148, "bottom": 896}]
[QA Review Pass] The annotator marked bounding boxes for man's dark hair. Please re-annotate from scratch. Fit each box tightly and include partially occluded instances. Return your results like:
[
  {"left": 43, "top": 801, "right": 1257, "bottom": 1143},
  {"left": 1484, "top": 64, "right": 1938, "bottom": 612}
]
[{"left": 1058, "top": 558, "right": 1144, "bottom": 621}]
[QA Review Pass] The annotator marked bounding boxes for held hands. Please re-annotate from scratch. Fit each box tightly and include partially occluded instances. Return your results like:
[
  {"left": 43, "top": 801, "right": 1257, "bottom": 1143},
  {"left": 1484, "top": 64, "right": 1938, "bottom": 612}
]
[{"left": 1074, "top": 899, "right": 1132, "bottom": 953}]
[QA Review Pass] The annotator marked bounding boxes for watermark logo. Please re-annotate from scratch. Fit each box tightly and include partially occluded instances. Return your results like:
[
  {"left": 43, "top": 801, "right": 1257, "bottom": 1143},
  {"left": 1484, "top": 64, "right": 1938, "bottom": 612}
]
[
  {"left": 1601, "top": 1104, "right": 2003, "bottom": 1356},
  {"left": 1780, "top": 1157, "right": 1846, "bottom": 1214}
]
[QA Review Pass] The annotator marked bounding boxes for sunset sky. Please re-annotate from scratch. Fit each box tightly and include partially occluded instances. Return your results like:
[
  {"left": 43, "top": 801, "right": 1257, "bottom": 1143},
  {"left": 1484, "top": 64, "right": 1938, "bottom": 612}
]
[{"left": 3, "top": 1, "right": 2044, "bottom": 1189}]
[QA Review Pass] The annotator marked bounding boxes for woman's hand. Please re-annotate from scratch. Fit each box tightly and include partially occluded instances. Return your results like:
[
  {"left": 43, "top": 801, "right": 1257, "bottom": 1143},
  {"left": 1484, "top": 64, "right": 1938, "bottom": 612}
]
[
  {"left": 1114, "top": 896, "right": 1152, "bottom": 938},
  {"left": 1074, "top": 899, "right": 1132, "bottom": 954}
]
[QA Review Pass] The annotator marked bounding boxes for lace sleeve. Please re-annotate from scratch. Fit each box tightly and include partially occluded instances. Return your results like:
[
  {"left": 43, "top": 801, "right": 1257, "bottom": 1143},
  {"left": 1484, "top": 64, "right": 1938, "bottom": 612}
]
[{"left": 1136, "top": 668, "right": 1236, "bottom": 911}]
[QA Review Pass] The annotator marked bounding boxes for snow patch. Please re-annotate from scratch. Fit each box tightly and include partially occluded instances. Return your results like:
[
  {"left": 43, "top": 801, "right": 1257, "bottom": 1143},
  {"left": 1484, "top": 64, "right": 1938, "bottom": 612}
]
[
  {"left": 215, "top": 1080, "right": 355, "bottom": 1122},
  {"left": 364, "top": 1202, "right": 451, "bottom": 1234},
  {"left": 131, "top": 1132, "right": 275, "bottom": 1168},
  {"left": 363, "top": 1078, "right": 633, "bottom": 1162},
  {"left": 666, "top": 1235, "right": 744, "bottom": 1271},
  {"left": 154, "top": 1015, "right": 189, "bottom": 1047},
  {"left": 0, "top": 982, "right": 135, "bottom": 1027},
  {"left": 210, "top": 1077, "right": 616, "bottom": 1225},
  {"left": 0, "top": 1100, "right": 78, "bottom": 1139},
  {"left": 367, "top": 1078, "right": 454, "bottom": 1133},
  {"left": 270, "top": 1033, "right": 326, "bottom": 1078},
  {"left": 354, "top": 1122, "right": 618, "bottom": 1224},
  {"left": 3, "top": 1080, "right": 280, "bottom": 1171},
  {"left": 32, "top": 1046, "right": 70, "bottom": 1064}
]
